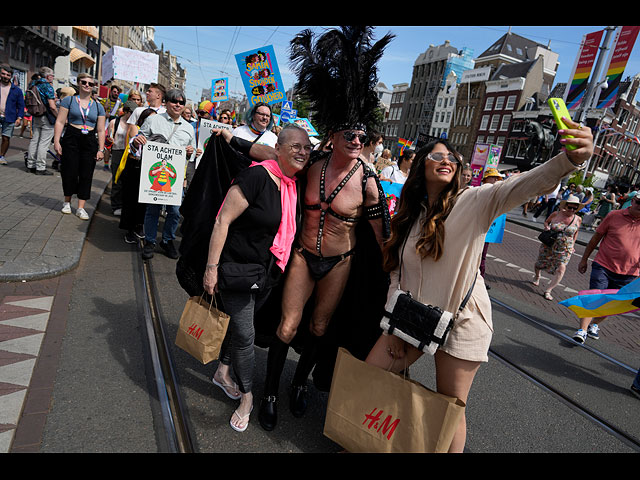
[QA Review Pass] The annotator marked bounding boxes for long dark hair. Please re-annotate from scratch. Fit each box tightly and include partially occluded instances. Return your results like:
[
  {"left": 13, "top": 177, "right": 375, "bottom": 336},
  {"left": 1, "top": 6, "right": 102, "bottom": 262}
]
[{"left": 382, "top": 140, "right": 463, "bottom": 271}]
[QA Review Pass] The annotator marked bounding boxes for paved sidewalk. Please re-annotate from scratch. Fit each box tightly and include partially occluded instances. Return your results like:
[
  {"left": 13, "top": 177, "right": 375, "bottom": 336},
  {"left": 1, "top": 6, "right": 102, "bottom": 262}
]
[{"left": 0, "top": 135, "right": 110, "bottom": 282}]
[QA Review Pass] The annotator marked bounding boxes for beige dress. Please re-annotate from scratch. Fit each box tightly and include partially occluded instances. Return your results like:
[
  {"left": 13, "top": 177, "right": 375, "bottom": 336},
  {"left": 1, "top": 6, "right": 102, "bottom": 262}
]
[{"left": 388, "top": 153, "right": 577, "bottom": 362}]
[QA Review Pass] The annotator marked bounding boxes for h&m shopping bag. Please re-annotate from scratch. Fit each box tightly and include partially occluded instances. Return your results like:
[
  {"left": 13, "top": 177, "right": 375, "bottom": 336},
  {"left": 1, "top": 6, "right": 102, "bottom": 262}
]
[
  {"left": 323, "top": 348, "right": 466, "bottom": 453},
  {"left": 175, "top": 295, "right": 230, "bottom": 364}
]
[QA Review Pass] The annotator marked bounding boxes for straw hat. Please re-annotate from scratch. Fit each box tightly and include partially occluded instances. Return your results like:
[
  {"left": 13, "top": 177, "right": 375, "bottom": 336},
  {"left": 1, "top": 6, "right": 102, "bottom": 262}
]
[
  {"left": 559, "top": 194, "right": 585, "bottom": 210},
  {"left": 482, "top": 168, "right": 502, "bottom": 182}
]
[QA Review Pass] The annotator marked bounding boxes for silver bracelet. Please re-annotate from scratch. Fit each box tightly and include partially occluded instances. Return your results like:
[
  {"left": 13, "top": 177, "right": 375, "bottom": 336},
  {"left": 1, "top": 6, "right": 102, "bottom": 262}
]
[{"left": 206, "top": 263, "right": 219, "bottom": 269}]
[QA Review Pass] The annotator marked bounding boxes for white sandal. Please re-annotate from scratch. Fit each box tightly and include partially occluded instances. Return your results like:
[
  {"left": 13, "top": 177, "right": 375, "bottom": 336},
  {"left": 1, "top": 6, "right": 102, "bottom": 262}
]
[
  {"left": 212, "top": 376, "right": 242, "bottom": 400},
  {"left": 230, "top": 406, "right": 253, "bottom": 432}
]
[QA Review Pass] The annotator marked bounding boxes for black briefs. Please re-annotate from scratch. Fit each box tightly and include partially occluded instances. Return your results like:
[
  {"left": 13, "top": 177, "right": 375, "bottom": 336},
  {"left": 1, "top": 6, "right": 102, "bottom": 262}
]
[{"left": 297, "top": 246, "right": 356, "bottom": 281}]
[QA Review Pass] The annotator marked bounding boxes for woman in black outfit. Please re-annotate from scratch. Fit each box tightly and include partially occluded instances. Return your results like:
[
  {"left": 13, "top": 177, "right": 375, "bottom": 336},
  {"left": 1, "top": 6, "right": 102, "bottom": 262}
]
[{"left": 203, "top": 124, "right": 311, "bottom": 432}]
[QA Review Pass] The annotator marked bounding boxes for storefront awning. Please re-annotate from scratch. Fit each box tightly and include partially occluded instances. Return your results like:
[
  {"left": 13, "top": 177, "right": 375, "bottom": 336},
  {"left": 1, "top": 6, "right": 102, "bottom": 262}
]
[
  {"left": 73, "top": 26, "right": 99, "bottom": 39},
  {"left": 69, "top": 48, "right": 96, "bottom": 66}
]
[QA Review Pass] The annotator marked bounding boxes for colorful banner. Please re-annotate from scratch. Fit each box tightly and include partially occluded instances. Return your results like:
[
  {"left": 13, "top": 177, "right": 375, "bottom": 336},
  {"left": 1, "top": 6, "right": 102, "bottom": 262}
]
[
  {"left": 559, "top": 277, "right": 640, "bottom": 318},
  {"left": 381, "top": 181, "right": 404, "bottom": 217},
  {"left": 470, "top": 143, "right": 501, "bottom": 186},
  {"left": 138, "top": 141, "right": 186, "bottom": 206},
  {"left": 564, "top": 30, "right": 604, "bottom": 110},
  {"left": 211, "top": 77, "right": 228, "bottom": 102},
  {"left": 235, "top": 45, "right": 286, "bottom": 106},
  {"left": 596, "top": 26, "right": 640, "bottom": 109}
]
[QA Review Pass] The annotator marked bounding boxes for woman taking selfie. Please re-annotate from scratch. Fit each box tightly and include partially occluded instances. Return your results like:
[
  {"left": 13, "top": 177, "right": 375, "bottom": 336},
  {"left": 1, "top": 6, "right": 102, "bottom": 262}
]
[{"left": 365, "top": 118, "right": 593, "bottom": 452}]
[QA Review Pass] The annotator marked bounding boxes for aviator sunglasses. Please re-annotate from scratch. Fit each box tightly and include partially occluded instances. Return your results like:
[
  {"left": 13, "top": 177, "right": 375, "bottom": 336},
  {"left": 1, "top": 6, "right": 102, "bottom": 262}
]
[{"left": 342, "top": 131, "right": 367, "bottom": 143}]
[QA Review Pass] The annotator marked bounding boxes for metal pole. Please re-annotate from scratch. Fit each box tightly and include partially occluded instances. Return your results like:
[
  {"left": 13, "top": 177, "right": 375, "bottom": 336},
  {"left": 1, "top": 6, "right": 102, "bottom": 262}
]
[{"left": 576, "top": 26, "right": 617, "bottom": 124}]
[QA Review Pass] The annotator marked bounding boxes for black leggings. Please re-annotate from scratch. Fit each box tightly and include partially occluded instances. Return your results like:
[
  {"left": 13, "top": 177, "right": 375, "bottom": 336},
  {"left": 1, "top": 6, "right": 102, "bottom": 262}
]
[{"left": 60, "top": 126, "right": 97, "bottom": 200}]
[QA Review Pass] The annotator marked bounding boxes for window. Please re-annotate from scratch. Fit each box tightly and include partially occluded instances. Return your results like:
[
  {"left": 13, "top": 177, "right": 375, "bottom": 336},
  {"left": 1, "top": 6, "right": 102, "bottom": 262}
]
[
  {"left": 490, "top": 115, "right": 501, "bottom": 131},
  {"left": 495, "top": 96, "right": 505, "bottom": 110},
  {"left": 480, "top": 115, "right": 489, "bottom": 130},
  {"left": 506, "top": 95, "right": 517, "bottom": 110},
  {"left": 500, "top": 115, "right": 511, "bottom": 131},
  {"left": 484, "top": 97, "right": 494, "bottom": 110}
]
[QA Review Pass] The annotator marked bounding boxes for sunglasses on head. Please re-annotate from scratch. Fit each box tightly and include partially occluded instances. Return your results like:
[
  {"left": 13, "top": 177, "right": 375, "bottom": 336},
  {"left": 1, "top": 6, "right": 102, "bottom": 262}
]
[{"left": 342, "top": 131, "right": 367, "bottom": 143}]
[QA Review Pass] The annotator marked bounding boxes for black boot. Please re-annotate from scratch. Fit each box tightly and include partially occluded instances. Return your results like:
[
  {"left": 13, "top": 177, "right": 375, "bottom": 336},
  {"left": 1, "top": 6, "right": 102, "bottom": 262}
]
[
  {"left": 289, "top": 333, "right": 322, "bottom": 417},
  {"left": 258, "top": 336, "right": 289, "bottom": 431}
]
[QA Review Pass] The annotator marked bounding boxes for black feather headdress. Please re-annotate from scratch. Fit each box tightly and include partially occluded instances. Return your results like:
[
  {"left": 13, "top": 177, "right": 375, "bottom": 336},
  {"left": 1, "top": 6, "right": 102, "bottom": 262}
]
[{"left": 289, "top": 26, "right": 395, "bottom": 136}]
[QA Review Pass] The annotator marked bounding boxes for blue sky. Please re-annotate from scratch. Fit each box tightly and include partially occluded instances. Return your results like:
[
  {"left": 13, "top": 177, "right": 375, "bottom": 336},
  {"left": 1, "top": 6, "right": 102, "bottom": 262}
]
[{"left": 153, "top": 26, "right": 640, "bottom": 105}]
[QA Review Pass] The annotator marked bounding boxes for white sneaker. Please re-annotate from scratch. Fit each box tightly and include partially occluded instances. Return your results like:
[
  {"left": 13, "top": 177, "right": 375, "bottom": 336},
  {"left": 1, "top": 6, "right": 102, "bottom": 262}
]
[
  {"left": 573, "top": 329, "right": 587, "bottom": 344},
  {"left": 61, "top": 202, "right": 72, "bottom": 214},
  {"left": 76, "top": 208, "right": 89, "bottom": 220},
  {"left": 587, "top": 323, "right": 600, "bottom": 339}
]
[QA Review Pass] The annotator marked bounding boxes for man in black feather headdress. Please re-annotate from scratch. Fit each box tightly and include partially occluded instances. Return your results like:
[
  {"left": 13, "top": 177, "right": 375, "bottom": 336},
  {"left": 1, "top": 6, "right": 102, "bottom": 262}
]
[{"left": 258, "top": 26, "right": 395, "bottom": 431}]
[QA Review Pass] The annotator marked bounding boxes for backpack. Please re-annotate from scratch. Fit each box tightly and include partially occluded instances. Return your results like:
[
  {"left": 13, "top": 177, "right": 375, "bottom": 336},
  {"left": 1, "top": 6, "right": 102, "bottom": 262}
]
[{"left": 25, "top": 83, "right": 47, "bottom": 117}]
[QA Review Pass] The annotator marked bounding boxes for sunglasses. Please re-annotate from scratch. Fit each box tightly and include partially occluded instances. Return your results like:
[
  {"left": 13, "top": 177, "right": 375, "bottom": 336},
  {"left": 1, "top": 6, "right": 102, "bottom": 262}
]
[
  {"left": 169, "top": 99, "right": 186, "bottom": 105},
  {"left": 566, "top": 205, "right": 579, "bottom": 211},
  {"left": 427, "top": 152, "right": 460, "bottom": 165},
  {"left": 632, "top": 197, "right": 640, "bottom": 206},
  {"left": 342, "top": 131, "right": 367, "bottom": 143},
  {"left": 79, "top": 80, "right": 95, "bottom": 87}
]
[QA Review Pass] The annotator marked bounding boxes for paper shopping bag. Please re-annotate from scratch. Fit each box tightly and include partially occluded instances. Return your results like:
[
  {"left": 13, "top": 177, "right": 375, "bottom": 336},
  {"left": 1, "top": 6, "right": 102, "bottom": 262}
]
[
  {"left": 323, "top": 348, "right": 466, "bottom": 453},
  {"left": 175, "top": 295, "right": 230, "bottom": 364}
]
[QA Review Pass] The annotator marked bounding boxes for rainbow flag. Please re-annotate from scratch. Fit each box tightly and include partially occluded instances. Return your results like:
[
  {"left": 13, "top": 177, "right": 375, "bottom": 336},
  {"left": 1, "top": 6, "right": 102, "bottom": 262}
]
[
  {"left": 559, "top": 277, "right": 640, "bottom": 318},
  {"left": 398, "top": 138, "right": 413, "bottom": 154},
  {"left": 596, "top": 26, "right": 640, "bottom": 109}
]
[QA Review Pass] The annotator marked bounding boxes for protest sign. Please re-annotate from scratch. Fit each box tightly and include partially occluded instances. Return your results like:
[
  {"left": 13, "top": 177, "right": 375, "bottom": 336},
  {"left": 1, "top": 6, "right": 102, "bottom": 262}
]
[
  {"left": 195, "top": 119, "right": 233, "bottom": 167},
  {"left": 102, "top": 46, "right": 158, "bottom": 84},
  {"left": 235, "top": 45, "right": 286, "bottom": 106},
  {"left": 212, "top": 77, "right": 229, "bottom": 102},
  {"left": 289, "top": 117, "right": 319, "bottom": 136},
  {"left": 381, "top": 181, "right": 404, "bottom": 217},
  {"left": 485, "top": 214, "right": 506, "bottom": 243},
  {"left": 138, "top": 141, "right": 186, "bottom": 206}
]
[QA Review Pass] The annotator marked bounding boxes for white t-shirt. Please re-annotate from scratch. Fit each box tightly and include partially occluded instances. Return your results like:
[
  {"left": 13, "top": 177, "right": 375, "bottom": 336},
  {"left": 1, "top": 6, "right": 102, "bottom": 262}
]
[
  {"left": 380, "top": 164, "right": 408, "bottom": 185},
  {"left": 127, "top": 105, "right": 166, "bottom": 128},
  {"left": 232, "top": 124, "right": 278, "bottom": 148}
]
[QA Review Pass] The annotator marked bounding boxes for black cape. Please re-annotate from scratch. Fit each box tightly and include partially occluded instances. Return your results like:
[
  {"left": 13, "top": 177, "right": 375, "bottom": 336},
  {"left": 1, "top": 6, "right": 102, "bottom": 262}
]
[{"left": 176, "top": 135, "right": 391, "bottom": 391}]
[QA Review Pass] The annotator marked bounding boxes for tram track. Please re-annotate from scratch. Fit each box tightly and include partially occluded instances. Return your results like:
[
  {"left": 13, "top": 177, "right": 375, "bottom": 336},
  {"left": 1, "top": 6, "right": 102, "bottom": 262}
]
[
  {"left": 489, "top": 296, "right": 640, "bottom": 451},
  {"left": 137, "top": 243, "right": 195, "bottom": 453},
  {"left": 132, "top": 227, "right": 637, "bottom": 453}
]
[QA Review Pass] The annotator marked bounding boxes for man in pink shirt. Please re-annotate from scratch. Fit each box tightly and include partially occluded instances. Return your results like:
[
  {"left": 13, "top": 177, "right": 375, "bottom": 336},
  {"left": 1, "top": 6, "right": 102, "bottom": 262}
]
[{"left": 574, "top": 195, "right": 640, "bottom": 344}]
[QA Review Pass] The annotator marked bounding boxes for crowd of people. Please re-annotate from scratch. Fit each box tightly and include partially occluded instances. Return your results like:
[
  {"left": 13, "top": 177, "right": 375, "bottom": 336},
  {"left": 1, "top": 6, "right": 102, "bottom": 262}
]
[{"left": 2, "top": 59, "right": 639, "bottom": 450}]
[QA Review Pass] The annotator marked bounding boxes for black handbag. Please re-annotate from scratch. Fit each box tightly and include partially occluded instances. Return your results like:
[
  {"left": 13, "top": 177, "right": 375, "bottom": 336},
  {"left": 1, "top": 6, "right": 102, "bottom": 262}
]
[
  {"left": 537, "top": 215, "right": 575, "bottom": 247},
  {"left": 537, "top": 229, "right": 559, "bottom": 247},
  {"left": 380, "top": 237, "right": 477, "bottom": 355},
  {"left": 217, "top": 262, "right": 267, "bottom": 293}
]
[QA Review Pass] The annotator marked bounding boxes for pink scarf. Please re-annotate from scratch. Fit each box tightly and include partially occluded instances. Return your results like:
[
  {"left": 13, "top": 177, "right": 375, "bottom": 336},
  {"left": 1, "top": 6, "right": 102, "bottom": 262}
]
[{"left": 251, "top": 160, "right": 297, "bottom": 272}]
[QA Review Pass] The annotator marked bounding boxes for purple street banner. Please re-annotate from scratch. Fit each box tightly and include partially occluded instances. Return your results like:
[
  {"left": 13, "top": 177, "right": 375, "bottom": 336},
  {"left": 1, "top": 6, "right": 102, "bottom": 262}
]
[{"left": 235, "top": 45, "right": 286, "bottom": 106}]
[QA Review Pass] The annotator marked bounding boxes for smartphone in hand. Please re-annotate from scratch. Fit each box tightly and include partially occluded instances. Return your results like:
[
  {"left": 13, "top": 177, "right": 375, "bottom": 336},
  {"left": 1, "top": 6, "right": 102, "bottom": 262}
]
[{"left": 548, "top": 98, "right": 577, "bottom": 151}]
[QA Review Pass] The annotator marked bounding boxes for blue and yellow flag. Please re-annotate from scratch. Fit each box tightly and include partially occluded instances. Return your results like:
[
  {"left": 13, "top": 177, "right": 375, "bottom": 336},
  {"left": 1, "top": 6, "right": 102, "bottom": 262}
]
[{"left": 559, "top": 277, "right": 640, "bottom": 318}]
